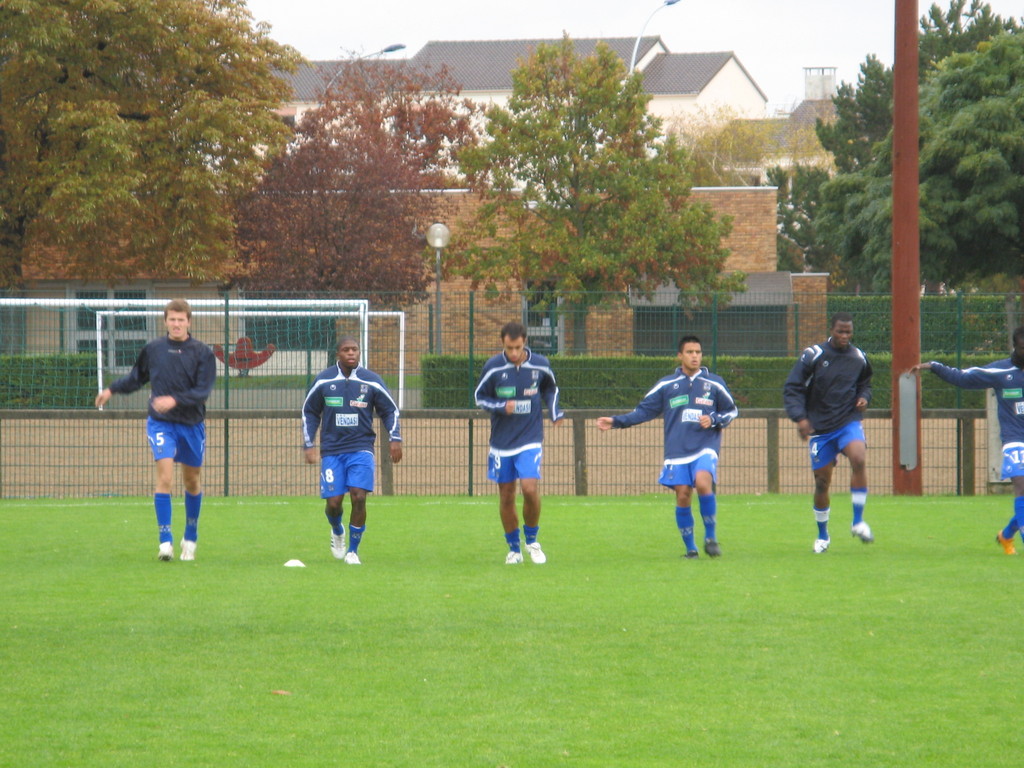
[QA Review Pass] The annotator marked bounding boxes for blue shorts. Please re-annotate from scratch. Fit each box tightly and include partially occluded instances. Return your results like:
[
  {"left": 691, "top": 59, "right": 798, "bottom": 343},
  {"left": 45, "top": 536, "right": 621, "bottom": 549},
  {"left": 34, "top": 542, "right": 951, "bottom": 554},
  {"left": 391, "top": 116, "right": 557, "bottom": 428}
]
[
  {"left": 488, "top": 446, "right": 542, "bottom": 484},
  {"left": 320, "top": 451, "right": 375, "bottom": 498},
  {"left": 808, "top": 421, "right": 866, "bottom": 471},
  {"left": 147, "top": 418, "right": 205, "bottom": 467},
  {"left": 1001, "top": 443, "right": 1024, "bottom": 479},
  {"left": 659, "top": 451, "right": 718, "bottom": 489}
]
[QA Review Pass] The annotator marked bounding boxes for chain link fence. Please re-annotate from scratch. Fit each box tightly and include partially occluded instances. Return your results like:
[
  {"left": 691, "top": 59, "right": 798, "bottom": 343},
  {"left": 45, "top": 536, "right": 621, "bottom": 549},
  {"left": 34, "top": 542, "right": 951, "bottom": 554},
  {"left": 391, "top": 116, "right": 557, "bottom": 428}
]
[{"left": 0, "top": 289, "right": 1020, "bottom": 498}]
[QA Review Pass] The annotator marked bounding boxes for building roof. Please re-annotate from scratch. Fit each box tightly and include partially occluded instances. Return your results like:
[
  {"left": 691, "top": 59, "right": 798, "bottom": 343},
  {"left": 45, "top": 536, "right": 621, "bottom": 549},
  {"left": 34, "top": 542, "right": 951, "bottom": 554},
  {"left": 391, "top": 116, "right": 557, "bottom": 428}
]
[{"left": 281, "top": 37, "right": 767, "bottom": 104}]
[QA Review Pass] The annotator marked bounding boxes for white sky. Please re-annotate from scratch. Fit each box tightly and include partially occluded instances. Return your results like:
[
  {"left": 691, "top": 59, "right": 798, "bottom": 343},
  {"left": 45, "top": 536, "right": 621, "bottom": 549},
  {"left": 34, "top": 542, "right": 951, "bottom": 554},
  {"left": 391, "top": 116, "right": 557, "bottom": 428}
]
[{"left": 244, "top": 0, "right": 1023, "bottom": 112}]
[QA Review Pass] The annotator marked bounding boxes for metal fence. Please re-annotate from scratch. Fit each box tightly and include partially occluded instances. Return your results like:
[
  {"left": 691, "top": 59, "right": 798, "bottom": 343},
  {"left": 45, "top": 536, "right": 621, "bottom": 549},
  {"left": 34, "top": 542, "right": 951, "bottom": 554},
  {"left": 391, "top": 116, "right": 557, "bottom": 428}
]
[
  {"left": 0, "top": 289, "right": 1020, "bottom": 499},
  {"left": 0, "top": 408, "right": 991, "bottom": 498}
]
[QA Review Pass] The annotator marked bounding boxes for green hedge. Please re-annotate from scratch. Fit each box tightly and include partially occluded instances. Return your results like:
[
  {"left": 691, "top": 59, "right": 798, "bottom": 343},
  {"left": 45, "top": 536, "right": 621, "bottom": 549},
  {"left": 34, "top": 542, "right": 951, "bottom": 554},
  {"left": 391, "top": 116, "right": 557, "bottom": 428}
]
[
  {"left": 0, "top": 354, "right": 96, "bottom": 408},
  {"left": 826, "top": 294, "right": 1015, "bottom": 355},
  {"left": 422, "top": 353, "right": 1006, "bottom": 410}
]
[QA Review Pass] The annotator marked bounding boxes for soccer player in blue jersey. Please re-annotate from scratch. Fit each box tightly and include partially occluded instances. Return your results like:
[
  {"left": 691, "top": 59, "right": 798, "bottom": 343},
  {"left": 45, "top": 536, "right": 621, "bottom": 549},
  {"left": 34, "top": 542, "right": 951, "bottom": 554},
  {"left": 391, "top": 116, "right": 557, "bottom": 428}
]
[
  {"left": 597, "top": 335, "right": 738, "bottom": 558},
  {"left": 913, "top": 326, "right": 1024, "bottom": 555},
  {"left": 302, "top": 335, "right": 402, "bottom": 565},
  {"left": 783, "top": 312, "right": 874, "bottom": 553},
  {"left": 475, "top": 321, "right": 564, "bottom": 564},
  {"left": 95, "top": 299, "right": 217, "bottom": 562}
]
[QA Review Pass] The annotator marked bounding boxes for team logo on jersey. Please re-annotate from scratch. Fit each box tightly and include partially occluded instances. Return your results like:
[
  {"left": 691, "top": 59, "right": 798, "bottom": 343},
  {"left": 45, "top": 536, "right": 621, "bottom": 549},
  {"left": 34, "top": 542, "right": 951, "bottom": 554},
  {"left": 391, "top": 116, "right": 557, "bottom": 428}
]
[
  {"left": 670, "top": 395, "right": 689, "bottom": 408},
  {"left": 532, "top": 369, "right": 539, "bottom": 380},
  {"left": 360, "top": 384, "right": 369, "bottom": 393},
  {"left": 1017, "top": 402, "right": 1024, "bottom": 416},
  {"left": 1003, "top": 388, "right": 1023, "bottom": 398}
]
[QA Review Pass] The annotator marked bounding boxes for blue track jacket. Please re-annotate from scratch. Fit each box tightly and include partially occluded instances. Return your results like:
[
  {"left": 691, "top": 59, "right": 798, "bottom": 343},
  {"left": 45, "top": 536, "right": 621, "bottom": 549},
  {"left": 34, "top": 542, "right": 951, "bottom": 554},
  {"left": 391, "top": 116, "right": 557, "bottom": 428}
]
[
  {"left": 108, "top": 334, "right": 216, "bottom": 426},
  {"left": 474, "top": 347, "right": 564, "bottom": 454},
  {"left": 928, "top": 359, "right": 1024, "bottom": 444},
  {"left": 611, "top": 367, "right": 738, "bottom": 461},
  {"left": 302, "top": 365, "right": 401, "bottom": 456}
]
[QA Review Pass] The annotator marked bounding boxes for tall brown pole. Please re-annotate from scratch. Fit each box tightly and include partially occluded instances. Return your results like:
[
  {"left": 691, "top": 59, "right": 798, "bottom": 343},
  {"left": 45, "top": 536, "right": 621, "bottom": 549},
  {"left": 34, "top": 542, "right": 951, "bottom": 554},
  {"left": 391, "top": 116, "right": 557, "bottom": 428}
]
[{"left": 892, "top": 0, "right": 922, "bottom": 494}]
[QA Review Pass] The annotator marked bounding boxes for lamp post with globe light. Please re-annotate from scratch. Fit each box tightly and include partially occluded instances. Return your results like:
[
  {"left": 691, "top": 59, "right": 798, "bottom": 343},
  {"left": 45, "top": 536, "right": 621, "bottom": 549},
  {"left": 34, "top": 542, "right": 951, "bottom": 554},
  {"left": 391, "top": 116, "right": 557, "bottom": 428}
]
[
  {"left": 629, "top": 0, "right": 681, "bottom": 74},
  {"left": 425, "top": 223, "right": 450, "bottom": 354}
]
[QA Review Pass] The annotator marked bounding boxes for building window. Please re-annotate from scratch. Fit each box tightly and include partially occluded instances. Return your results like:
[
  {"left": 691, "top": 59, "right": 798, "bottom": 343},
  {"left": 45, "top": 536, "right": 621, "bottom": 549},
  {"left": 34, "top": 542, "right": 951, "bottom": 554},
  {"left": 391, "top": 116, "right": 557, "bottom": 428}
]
[{"left": 71, "top": 289, "right": 151, "bottom": 371}]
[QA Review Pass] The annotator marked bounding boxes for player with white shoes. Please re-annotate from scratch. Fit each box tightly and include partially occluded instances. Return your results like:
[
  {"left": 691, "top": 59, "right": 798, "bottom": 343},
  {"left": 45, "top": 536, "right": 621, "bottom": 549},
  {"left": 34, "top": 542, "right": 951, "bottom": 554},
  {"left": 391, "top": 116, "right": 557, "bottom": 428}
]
[
  {"left": 302, "top": 336, "right": 402, "bottom": 565},
  {"left": 95, "top": 299, "right": 216, "bottom": 562},
  {"left": 783, "top": 312, "right": 874, "bottom": 553},
  {"left": 475, "top": 321, "right": 563, "bottom": 565}
]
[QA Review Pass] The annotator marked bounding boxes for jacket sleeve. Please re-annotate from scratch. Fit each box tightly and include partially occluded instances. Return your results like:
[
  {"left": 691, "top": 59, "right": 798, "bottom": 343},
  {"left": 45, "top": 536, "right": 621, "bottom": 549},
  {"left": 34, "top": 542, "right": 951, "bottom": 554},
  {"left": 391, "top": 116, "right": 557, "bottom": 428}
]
[
  {"left": 782, "top": 353, "right": 812, "bottom": 422},
  {"left": 929, "top": 361, "right": 1005, "bottom": 389},
  {"left": 172, "top": 345, "right": 217, "bottom": 408},
  {"left": 108, "top": 345, "right": 150, "bottom": 395},
  {"left": 856, "top": 355, "right": 873, "bottom": 404},
  {"left": 474, "top": 361, "right": 505, "bottom": 414},
  {"left": 612, "top": 384, "right": 665, "bottom": 429},
  {"left": 374, "top": 384, "right": 402, "bottom": 442},
  {"left": 541, "top": 369, "right": 564, "bottom": 422},
  {"left": 301, "top": 384, "right": 323, "bottom": 448},
  {"left": 710, "top": 378, "right": 738, "bottom": 428}
]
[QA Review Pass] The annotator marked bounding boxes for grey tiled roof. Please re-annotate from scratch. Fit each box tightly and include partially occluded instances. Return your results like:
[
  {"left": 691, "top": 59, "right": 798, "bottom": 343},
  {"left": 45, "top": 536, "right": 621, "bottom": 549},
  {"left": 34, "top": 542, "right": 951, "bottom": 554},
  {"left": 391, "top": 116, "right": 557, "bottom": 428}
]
[
  {"left": 641, "top": 51, "right": 764, "bottom": 99},
  {"left": 407, "top": 37, "right": 659, "bottom": 91},
  {"left": 281, "top": 37, "right": 766, "bottom": 104},
  {"left": 280, "top": 60, "right": 405, "bottom": 103}
]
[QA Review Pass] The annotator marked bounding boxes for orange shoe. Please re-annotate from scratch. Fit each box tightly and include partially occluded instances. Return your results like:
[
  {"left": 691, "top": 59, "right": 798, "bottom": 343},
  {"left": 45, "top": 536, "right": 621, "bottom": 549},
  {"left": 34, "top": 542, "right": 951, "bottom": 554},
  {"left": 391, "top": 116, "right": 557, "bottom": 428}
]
[{"left": 996, "top": 531, "right": 1017, "bottom": 555}]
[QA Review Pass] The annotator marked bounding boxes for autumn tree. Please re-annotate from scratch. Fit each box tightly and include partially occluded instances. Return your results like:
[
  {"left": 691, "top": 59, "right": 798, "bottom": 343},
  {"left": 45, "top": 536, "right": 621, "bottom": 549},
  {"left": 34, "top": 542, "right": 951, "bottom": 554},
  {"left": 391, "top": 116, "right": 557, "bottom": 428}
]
[
  {"left": 453, "top": 37, "right": 739, "bottom": 351},
  {"left": 671, "top": 106, "right": 832, "bottom": 187},
  {"left": 235, "top": 59, "right": 479, "bottom": 298},
  {"left": 0, "top": 0, "right": 298, "bottom": 287}
]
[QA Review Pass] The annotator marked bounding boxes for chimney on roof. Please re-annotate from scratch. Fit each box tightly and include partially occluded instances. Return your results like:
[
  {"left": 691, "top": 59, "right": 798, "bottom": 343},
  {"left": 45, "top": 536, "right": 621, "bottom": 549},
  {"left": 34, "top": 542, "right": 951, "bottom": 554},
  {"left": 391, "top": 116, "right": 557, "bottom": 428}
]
[{"left": 803, "top": 67, "right": 837, "bottom": 100}]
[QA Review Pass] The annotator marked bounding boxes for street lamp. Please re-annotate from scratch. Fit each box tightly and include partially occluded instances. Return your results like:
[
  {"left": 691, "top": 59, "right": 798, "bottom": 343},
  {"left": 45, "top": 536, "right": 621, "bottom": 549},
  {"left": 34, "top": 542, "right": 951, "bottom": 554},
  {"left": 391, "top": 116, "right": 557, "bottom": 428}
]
[
  {"left": 629, "top": 0, "right": 681, "bottom": 74},
  {"left": 323, "top": 43, "right": 407, "bottom": 93},
  {"left": 425, "top": 222, "right": 450, "bottom": 354}
]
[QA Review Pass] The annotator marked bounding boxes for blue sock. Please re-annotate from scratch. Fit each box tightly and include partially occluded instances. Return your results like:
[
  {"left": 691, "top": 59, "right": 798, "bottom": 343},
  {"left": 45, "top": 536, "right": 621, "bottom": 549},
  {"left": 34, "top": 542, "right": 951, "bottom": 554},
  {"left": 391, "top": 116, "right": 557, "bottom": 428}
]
[
  {"left": 523, "top": 525, "right": 539, "bottom": 545},
  {"left": 505, "top": 529, "right": 521, "bottom": 553},
  {"left": 348, "top": 525, "right": 365, "bottom": 553},
  {"left": 699, "top": 494, "right": 717, "bottom": 541},
  {"left": 675, "top": 506, "right": 696, "bottom": 551},
  {"left": 1005, "top": 497, "right": 1024, "bottom": 540},
  {"left": 154, "top": 493, "right": 173, "bottom": 544},
  {"left": 184, "top": 492, "right": 202, "bottom": 542},
  {"left": 851, "top": 487, "right": 867, "bottom": 525},
  {"left": 814, "top": 506, "right": 830, "bottom": 540},
  {"left": 325, "top": 511, "right": 343, "bottom": 536}
]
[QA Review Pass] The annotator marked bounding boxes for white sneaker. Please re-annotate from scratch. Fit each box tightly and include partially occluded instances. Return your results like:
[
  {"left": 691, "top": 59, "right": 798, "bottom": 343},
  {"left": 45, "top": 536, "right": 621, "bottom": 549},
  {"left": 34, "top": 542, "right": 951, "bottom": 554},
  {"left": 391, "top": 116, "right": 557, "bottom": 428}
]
[
  {"left": 851, "top": 521, "right": 874, "bottom": 543},
  {"left": 505, "top": 550, "right": 523, "bottom": 564},
  {"left": 180, "top": 539, "right": 196, "bottom": 561},
  {"left": 526, "top": 542, "right": 547, "bottom": 564},
  {"left": 813, "top": 538, "right": 830, "bottom": 554},
  {"left": 343, "top": 550, "right": 361, "bottom": 565},
  {"left": 158, "top": 542, "right": 174, "bottom": 561},
  {"left": 330, "top": 531, "right": 346, "bottom": 559}
]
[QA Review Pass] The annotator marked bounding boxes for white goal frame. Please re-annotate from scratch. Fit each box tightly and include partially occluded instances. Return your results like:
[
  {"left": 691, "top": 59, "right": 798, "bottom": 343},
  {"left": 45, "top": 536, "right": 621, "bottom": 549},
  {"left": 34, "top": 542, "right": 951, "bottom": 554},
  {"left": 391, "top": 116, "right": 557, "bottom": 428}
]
[{"left": 0, "top": 297, "right": 407, "bottom": 408}]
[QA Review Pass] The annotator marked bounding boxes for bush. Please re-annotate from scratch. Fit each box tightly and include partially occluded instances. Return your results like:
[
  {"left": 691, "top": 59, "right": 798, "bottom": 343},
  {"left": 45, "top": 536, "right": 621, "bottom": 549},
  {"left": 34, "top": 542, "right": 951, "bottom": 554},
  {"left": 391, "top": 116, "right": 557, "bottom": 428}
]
[
  {"left": 0, "top": 354, "right": 96, "bottom": 408},
  {"left": 422, "top": 352, "right": 1009, "bottom": 410}
]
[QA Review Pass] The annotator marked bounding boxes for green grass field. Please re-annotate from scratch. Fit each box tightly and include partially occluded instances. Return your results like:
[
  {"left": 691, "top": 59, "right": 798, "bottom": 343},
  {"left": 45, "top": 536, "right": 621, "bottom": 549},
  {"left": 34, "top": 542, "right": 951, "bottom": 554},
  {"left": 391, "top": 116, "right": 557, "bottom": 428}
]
[{"left": 3, "top": 493, "right": 1023, "bottom": 767}]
